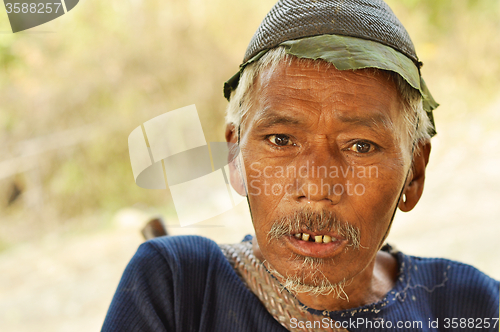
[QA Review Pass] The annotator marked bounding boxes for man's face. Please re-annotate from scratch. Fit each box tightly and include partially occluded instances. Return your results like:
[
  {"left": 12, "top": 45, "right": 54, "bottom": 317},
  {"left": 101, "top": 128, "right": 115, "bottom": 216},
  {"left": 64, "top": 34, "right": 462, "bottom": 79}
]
[{"left": 237, "top": 58, "right": 412, "bottom": 289}]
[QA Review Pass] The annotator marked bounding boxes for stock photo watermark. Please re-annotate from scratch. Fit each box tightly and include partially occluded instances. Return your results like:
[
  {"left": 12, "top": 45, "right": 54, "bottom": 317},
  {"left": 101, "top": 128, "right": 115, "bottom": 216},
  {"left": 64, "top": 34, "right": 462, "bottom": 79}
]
[
  {"left": 247, "top": 161, "right": 378, "bottom": 197},
  {"left": 3, "top": 0, "right": 79, "bottom": 32},
  {"left": 290, "top": 317, "right": 499, "bottom": 330}
]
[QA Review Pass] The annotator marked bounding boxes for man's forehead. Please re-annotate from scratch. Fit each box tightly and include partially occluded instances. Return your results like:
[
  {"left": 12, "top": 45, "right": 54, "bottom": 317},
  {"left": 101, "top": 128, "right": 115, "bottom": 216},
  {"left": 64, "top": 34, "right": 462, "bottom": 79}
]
[
  {"left": 252, "top": 105, "right": 396, "bottom": 133},
  {"left": 257, "top": 57, "right": 396, "bottom": 92}
]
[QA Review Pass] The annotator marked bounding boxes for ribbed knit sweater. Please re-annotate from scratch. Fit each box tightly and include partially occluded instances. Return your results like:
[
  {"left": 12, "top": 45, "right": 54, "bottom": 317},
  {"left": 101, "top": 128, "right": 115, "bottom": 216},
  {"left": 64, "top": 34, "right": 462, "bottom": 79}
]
[{"left": 102, "top": 235, "right": 499, "bottom": 332}]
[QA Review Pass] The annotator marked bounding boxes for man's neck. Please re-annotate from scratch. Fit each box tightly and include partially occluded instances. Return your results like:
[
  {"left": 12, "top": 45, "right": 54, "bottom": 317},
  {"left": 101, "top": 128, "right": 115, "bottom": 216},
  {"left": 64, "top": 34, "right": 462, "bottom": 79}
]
[{"left": 296, "top": 251, "right": 398, "bottom": 311}]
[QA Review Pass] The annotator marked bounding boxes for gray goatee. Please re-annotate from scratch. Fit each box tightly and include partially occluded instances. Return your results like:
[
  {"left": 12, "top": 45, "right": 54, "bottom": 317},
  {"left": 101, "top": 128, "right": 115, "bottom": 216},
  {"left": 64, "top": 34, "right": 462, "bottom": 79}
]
[{"left": 264, "top": 208, "right": 361, "bottom": 299}]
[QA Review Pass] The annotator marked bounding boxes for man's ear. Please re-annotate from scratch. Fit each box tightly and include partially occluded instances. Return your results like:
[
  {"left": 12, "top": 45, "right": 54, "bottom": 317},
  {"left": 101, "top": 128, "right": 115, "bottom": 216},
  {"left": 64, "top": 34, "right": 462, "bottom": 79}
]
[
  {"left": 225, "top": 124, "right": 247, "bottom": 196},
  {"left": 399, "top": 140, "right": 431, "bottom": 212}
]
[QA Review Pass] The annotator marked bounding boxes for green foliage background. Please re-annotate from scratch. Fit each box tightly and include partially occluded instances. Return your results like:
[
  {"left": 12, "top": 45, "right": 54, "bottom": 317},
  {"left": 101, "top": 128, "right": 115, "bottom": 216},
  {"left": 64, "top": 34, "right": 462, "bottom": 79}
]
[{"left": 0, "top": 0, "right": 499, "bottom": 247}]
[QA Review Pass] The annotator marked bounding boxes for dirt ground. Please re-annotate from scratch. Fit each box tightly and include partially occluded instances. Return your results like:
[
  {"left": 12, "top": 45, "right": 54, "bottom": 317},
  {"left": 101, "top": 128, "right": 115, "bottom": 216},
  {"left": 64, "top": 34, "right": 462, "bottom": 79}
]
[{"left": 1, "top": 100, "right": 499, "bottom": 332}]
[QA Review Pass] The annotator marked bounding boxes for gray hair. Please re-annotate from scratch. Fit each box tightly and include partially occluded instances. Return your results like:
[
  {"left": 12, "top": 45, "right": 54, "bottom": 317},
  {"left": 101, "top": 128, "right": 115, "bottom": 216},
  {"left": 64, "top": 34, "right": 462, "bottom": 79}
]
[{"left": 225, "top": 47, "right": 433, "bottom": 147}]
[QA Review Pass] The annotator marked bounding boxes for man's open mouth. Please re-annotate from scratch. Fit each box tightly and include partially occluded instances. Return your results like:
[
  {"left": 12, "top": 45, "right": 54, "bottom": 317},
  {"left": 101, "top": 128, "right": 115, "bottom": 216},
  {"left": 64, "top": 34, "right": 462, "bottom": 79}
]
[{"left": 293, "top": 233, "right": 338, "bottom": 244}]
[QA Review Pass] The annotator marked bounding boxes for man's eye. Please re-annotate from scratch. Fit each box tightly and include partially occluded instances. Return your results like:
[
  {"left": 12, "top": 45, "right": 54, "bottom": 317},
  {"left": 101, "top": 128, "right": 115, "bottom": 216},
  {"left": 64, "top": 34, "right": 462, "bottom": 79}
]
[
  {"left": 267, "top": 134, "right": 294, "bottom": 146},
  {"left": 349, "top": 141, "right": 375, "bottom": 153}
]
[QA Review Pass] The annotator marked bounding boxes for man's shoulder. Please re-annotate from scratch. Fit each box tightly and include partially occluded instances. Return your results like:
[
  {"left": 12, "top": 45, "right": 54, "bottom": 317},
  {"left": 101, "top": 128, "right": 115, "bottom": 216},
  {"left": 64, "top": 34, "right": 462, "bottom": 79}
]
[
  {"left": 138, "top": 235, "right": 229, "bottom": 271},
  {"left": 406, "top": 253, "right": 499, "bottom": 286},
  {"left": 118, "top": 235, "right": 245, "bottom": 301},
  {"left": 401, "top": 253, "right": 499, "bottom": 316},
  {"left": 145, "top": 234, "right": 222, "bottom": 255},
  {"left": 103, "top": 236, "right": 272, "bottom": 331}
]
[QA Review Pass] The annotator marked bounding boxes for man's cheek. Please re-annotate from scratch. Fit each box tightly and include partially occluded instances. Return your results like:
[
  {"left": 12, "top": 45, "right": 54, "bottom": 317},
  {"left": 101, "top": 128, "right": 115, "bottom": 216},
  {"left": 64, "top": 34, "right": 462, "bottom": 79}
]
[
  {"left": 248, "top": 172, "right": 285, "bottom": 196},
  {"left": 362, "top": 166, "right": 405, "bottom": 197},
  {"left": 344, "top": 175, "right": 399, "bottom": 221}
]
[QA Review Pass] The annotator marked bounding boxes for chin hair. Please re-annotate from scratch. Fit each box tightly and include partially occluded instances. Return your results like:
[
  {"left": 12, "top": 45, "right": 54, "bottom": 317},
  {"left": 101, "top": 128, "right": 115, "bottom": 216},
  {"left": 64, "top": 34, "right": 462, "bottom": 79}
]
[{"left": 265, "top": 256, "right": 352, "bottom": 300}]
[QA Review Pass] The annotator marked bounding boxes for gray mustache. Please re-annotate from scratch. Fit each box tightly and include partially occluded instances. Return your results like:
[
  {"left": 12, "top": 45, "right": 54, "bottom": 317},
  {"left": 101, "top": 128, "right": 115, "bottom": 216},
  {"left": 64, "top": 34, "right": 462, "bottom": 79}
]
[{"left": 267, "top": 209, "right": 361, "bottom": 250}]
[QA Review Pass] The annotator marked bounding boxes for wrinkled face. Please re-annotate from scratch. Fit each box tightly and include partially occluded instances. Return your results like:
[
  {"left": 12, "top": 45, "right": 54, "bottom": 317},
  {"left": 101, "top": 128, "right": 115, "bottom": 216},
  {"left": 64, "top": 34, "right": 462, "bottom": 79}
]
[{"left": 237, "top": 58, "right": 412, "bottom": 290}]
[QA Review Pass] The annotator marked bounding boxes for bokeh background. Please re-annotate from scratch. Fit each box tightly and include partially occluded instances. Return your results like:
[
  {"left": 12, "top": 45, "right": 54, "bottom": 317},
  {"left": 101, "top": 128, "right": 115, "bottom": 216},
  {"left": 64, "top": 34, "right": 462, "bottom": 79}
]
[{"left": 0, "top": 0, "right": 499, "bottom": 331}]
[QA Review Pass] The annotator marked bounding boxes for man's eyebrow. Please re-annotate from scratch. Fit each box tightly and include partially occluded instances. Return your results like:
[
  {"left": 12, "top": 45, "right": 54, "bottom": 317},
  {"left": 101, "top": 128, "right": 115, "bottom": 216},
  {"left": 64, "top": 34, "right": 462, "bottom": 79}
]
[
  {"left": 337, "top": 113, "right": 394, "bottom": 131},
  {"left": 254, "top": 110, "right": 303, "bottom": 129},
  {"left": 253, "top": 109, "right": 394, "bottom": 131}
]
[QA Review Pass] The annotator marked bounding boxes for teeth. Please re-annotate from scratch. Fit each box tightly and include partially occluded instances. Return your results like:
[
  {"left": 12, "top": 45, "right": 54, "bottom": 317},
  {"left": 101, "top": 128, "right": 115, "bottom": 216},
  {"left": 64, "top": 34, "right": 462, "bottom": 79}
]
[{"left": 294, "top": 233, "right": 336, "bottom": 243}]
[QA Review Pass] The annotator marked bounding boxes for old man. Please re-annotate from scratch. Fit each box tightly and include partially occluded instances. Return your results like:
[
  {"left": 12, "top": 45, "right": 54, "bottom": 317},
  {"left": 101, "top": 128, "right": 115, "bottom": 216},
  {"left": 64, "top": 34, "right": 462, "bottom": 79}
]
[{"left": 102, "top": 0, "right": 499, "bottom": 331}]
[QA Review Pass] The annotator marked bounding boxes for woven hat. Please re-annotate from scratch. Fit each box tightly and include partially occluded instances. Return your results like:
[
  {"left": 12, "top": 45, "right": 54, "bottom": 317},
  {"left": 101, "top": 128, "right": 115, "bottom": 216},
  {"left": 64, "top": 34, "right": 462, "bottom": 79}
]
[{"left": 243, "top": 0, "right": 418, "bottom": 65}]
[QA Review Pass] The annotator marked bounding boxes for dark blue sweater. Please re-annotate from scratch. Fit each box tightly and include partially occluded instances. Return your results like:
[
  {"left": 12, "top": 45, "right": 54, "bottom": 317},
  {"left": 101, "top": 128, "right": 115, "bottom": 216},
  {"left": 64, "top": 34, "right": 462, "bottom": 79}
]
[{"left": 102, "top": 236, "right": 499, "bottom": 331}]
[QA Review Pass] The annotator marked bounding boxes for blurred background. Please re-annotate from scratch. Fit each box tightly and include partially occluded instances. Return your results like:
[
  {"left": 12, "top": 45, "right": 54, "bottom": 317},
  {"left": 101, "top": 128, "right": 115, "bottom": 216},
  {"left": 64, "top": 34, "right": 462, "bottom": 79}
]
[{"left": 0, "top": 0, "right": 499, "bottom": 331}]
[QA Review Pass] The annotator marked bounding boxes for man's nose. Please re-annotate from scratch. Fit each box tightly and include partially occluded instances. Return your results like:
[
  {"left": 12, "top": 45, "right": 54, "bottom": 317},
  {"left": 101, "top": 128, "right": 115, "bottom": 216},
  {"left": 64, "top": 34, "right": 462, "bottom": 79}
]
[{"left": 292, "top": 143, "right": 346, "bottom": 206}]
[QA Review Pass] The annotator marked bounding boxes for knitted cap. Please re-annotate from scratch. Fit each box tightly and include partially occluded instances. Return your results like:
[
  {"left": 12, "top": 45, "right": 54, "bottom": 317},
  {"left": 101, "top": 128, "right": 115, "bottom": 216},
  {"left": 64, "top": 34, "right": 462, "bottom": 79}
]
[{"left": 243, "top": 0, "right": 419, "bottom": 65}]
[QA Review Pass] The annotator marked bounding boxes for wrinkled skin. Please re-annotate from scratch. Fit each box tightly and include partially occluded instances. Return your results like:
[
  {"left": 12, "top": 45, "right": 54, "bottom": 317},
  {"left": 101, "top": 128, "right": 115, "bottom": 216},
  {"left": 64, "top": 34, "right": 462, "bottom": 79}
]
[{"left": 226, "top": 58, "right": 431, "bottom": 311}]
